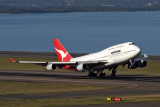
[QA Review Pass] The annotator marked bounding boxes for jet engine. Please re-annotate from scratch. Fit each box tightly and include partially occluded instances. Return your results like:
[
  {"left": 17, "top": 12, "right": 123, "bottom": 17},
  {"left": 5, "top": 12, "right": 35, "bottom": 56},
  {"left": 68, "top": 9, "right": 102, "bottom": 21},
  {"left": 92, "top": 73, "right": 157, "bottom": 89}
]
[
  {"left": 128, "top": 60, "right": 147, "bottom": 69},
  {"left": 138, "top": 60, "right": 147, "bottom": 67},
  {"left": 46, "top": 64, "right": 56, "bottom": 71},
  {"left": 76, "top": 63, "right": 87, "bottom": 71}
]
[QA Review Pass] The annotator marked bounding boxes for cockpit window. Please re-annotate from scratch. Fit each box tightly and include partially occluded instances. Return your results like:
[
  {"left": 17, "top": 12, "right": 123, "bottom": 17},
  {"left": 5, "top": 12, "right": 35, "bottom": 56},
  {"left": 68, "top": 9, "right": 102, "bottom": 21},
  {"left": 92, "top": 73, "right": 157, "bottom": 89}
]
[{"left": 129, "top": 43, "right": 135, "bottom": 45}]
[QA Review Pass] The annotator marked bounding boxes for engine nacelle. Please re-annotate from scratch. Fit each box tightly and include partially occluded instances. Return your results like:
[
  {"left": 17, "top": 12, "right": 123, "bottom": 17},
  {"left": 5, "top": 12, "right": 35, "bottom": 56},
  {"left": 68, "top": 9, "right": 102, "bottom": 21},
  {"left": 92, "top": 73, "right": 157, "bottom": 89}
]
[
  {"left": 76, "top": 63, "right": 87, "bottom": 71},
  {"left": 138, "top": 60, "right": 147, "bottom": 67},
  {"left": 128, "top": 62, "right": 138, "bottom": 69},
  {"left": 46, "top": 64, "right": 56, "bottom": 71},
  {"left": 128, "top": 60, "right": 147, "bottom": 69}
]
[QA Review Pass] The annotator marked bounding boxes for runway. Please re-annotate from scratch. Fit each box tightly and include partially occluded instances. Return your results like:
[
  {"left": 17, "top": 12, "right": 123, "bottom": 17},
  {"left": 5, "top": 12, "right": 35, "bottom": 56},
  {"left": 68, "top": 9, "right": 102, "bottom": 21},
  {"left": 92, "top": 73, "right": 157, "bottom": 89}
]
[{"left": 0, "top": 70, "right": 159, "bottom": 101}]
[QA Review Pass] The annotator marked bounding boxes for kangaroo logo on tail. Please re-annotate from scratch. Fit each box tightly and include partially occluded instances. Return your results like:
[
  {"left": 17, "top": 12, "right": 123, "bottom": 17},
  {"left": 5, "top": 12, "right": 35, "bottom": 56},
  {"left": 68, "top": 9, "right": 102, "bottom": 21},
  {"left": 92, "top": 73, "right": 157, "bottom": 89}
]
[
  {"left": 53, "top": 39, "right": 72, "bottom": 62},
  {"left": 55, "top": 48, "right": 68, "bottom": 62}
]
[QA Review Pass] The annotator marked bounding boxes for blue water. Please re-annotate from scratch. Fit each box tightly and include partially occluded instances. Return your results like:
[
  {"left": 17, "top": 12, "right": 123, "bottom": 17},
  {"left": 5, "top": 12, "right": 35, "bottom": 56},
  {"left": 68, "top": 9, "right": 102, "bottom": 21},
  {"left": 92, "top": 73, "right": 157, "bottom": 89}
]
[{"left": 0, "top": 11, "right": 160, "bottom": 55}]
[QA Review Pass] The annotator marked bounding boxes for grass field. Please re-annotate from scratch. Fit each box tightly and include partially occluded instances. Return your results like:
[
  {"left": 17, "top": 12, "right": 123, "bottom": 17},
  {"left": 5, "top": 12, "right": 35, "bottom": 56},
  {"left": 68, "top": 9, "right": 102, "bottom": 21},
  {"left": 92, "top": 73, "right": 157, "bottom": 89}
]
[
  {"left": 0, "top": 81, "right": 116, "bottom": 96},
  {"left": 0, "top": 56, "right": 160, "bottom": 76},
  {"left": 0, "top": 94, "right": 160, "bottom": 107},
  {"left": 0, "top": 80, "right": 117, "bottom": 107}
]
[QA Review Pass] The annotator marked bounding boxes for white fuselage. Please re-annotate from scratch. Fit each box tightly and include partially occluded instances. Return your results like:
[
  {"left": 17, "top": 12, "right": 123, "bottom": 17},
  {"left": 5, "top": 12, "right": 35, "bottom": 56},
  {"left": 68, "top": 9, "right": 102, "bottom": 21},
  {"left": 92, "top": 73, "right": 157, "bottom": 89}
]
[{"left": 70, "top": 42, "right": 141, "bottom": 67}]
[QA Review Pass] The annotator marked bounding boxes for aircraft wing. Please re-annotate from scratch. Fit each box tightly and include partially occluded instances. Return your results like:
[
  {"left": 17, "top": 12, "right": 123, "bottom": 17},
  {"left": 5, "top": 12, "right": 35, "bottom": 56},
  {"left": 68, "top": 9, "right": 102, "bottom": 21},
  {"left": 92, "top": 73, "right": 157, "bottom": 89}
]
[
  {"left": 10, "top": 58, "right": 47, "bottom": 64},
  {"left": 9, "top": 58, "right": 108, "bottom": 65},
  {"left": 10, "top": 58, "right": 76, "bottom": 65},
  {"left": 133, "top": 54, "right": 149, "bottom": 62}
]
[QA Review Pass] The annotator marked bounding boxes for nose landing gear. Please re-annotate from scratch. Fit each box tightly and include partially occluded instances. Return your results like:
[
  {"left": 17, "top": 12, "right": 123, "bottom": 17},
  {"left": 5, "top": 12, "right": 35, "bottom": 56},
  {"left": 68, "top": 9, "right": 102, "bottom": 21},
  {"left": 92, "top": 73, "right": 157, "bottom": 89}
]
[{"left": 111, "top": 69, "right": 116, "bottom": 77}]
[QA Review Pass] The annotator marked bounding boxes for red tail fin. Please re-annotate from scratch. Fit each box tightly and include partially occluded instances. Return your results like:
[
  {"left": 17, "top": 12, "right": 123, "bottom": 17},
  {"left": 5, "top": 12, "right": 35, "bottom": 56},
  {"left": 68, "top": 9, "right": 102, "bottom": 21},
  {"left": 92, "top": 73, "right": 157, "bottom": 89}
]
[{"left": 53, "top": 39, "right": 72, "bottom": 62}]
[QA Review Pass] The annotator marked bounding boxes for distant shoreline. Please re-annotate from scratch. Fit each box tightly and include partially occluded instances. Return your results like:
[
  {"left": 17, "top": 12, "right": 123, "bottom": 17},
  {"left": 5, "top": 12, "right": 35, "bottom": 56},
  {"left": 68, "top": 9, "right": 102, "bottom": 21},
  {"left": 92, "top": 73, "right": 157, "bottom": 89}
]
[
  {"left": 1, "top": 0, "right": 160, "bottom": 14},
  {"left": 0, "top": 51, "right": 159, "bottom": 62},
  {"left": 0, "top": 10, "right": 160, "bottom": 14},
  {"left": 0, "top": 7, "right": 160, "bottom": 14}
]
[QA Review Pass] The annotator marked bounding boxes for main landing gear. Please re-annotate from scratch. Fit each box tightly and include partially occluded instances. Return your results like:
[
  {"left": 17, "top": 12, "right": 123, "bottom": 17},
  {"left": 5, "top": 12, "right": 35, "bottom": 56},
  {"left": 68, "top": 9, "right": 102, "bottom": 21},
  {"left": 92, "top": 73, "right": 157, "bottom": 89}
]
[
  {"left": 111, "top": 69, "right": 116, "bottom": 77},
  {"left": 98, "top": 70, "right": 106, "bottom": 77},
  {"left": 88, "top": 69, "right": 117, "bottom": 77},
  {"left": 88, "top": 71, "right": 97, "bottom": 77},
  {"left": 88, "top": 70, "right": 105, "bottom": 77}
]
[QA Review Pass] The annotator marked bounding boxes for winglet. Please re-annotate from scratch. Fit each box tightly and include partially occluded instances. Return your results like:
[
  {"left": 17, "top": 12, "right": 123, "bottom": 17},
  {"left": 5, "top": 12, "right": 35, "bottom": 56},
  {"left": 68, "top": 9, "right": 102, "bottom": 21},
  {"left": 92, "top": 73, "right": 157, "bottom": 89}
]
[
  {"left": 9, "top": 58, "right": 15, "bottom": 63},
  {"left": 144, "top": 54, "right": 148, "bottom": 58}
]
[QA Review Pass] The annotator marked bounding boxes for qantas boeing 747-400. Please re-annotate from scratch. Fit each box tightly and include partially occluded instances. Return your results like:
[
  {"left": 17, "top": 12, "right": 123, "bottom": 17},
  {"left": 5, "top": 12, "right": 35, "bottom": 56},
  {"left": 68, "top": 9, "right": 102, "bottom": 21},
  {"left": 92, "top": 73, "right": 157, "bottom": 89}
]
[{"left": 10, "top": 39, "right": 148, "bottom": 77}]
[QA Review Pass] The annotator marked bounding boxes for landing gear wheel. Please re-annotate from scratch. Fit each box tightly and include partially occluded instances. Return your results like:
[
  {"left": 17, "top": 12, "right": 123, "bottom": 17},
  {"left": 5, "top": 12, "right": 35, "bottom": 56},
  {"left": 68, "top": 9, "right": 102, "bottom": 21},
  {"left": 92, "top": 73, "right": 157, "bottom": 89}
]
[
  {"left": 111, "top": 70, "right": 116, "bottom": 77},
  {"left": 88, "top": 72, "right": 97, "bottom": 77},
  {"left": 97, "top": 70, "right": 105, "bottom": 77},
  {"left": 111, "top": 73, "right": 116, "bottom": 77},
  {"left": 99, "top": 73, "right": 106, "bottom": 77}
]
